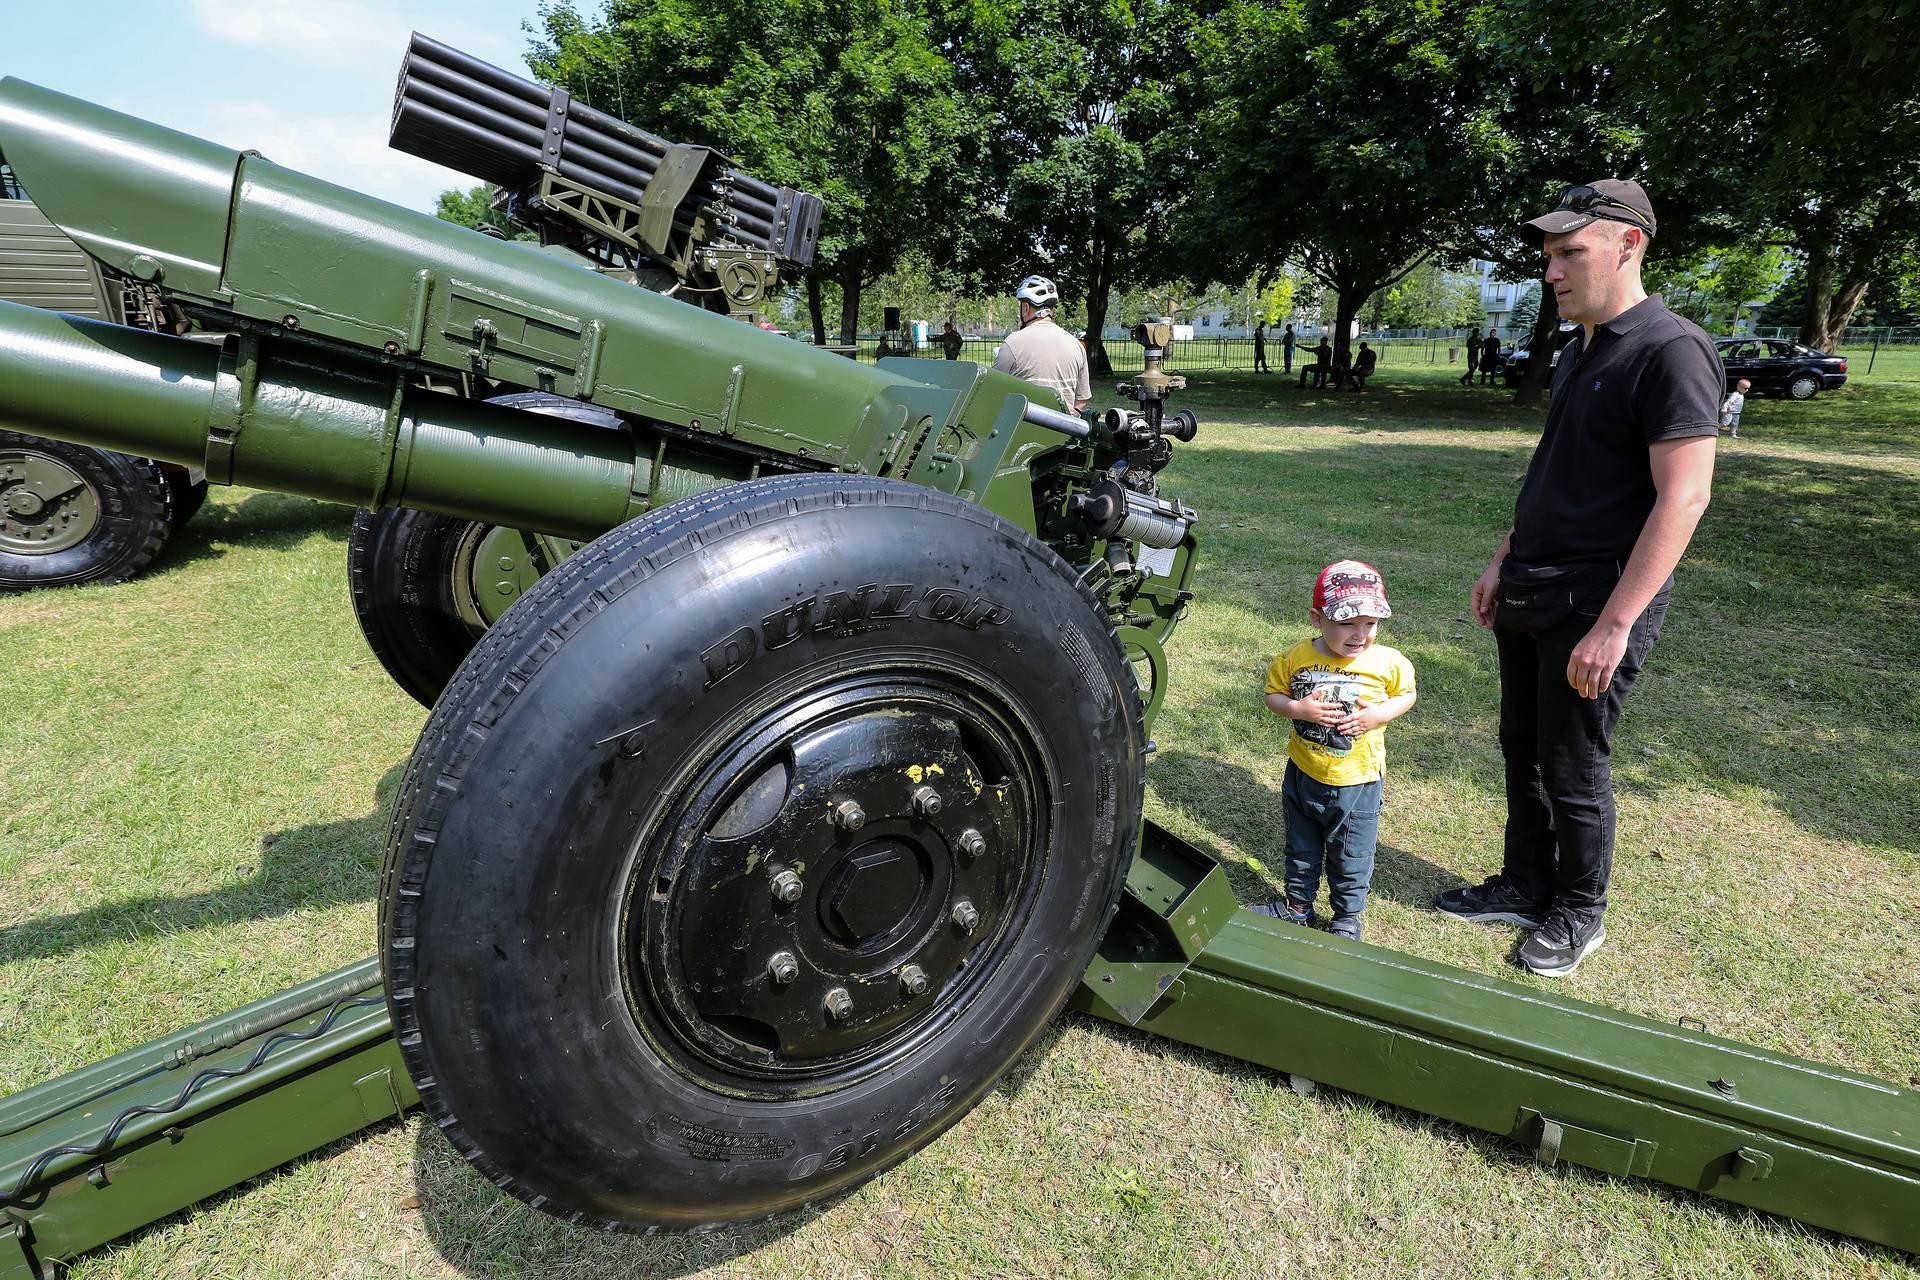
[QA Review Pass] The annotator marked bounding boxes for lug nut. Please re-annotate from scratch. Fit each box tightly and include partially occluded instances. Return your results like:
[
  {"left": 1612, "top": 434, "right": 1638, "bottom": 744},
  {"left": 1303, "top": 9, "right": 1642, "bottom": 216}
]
[
  {"left": 958, "top": 828, "right": 986, "bottom": 859},
  {"left": 769, "top": 866, "right": 803, "bottom": 905},
  {"left": 834, "top": 799, "right": 866, "bottom": 831},
  {"left": 899, "top": 964, "right": 929, "bottom": 998},
  {"left": 912, "top": 785, "right": 943, "bottom": 817},
  {"left": 768, "top": 951, "right": 799, "bottom": 985},
  {"left": 951, "top": 899, "right": 980, "bottom": 932},
  {"left": 823, "top": 987, "right": 853, "bottom": 1022}
]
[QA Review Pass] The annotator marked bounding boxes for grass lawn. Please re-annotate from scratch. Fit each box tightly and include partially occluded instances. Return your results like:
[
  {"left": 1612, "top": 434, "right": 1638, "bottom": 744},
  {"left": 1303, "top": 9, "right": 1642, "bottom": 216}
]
[{"left": 3, "top": 363, "right": 1916, "bottom": 1278}]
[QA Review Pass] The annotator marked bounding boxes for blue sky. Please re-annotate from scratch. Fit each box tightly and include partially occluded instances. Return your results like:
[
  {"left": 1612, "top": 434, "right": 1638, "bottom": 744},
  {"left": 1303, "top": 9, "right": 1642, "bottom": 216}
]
[{"left": 6, "top": 1, "right": 577, "bottom": 211}]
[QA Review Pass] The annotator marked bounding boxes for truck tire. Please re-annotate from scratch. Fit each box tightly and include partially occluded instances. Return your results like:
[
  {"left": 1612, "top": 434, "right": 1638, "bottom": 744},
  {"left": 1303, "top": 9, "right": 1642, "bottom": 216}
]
[
  {"left": 346, "top": 507, "right": 487, "bottom": 709},
  {"left": 164, "top": 471, "right": 209, "bottom": 529},
  {"left": 347, "top": 392, "right": 620, "bottom": 707},
  {"left": 0, "top": 430, "right": 172, "bottom": 592},
  {"left": 380, "top": 473, "right": 1144, "bottom": 1231}
]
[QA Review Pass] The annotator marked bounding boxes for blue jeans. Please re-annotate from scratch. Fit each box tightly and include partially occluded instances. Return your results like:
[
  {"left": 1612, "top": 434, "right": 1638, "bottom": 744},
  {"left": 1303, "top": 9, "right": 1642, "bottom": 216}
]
[{"left": 1282, "top": 763, "right": 1382, "bottom": 919}]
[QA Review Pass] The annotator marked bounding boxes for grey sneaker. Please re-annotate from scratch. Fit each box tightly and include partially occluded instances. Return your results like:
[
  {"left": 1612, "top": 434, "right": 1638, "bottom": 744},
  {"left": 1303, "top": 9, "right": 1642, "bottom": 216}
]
[
  {"left": 1518, "top": 910, "right": 1606, "bottom": 976},
  {"left": 1329, "top": 915, "right": 1363, "bottom": 940},
  {"left": 1433, "top": 874, "right": 1546, "bottom": 927}
]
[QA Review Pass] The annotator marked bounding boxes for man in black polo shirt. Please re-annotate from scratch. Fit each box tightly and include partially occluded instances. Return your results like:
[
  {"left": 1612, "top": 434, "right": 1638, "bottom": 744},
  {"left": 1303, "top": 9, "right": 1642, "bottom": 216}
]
[{"left": 1435, "top": 180, "right": 1720, "bottom": 976}]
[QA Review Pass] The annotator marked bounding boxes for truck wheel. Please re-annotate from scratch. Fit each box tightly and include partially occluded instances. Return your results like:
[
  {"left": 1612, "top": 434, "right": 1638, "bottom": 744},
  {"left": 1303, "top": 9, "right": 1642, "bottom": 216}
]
[
  {"left": 346, "top": 508, "right": 488, "bottom": 708},
  {"left": 164, "top": 471, "right": 209, "bottom": 529},
  {"left": 0, "top": 430, "right": 172, "bottom": 592},
  {"left": 348, "top": 392, "right": 620, "bottom": 707},
  {"left": 381, "top": 473, "right": 1144, "bottom": 1231},
  {"left": 1786, "top": 372, "right": 1821, "bottom": 400}
]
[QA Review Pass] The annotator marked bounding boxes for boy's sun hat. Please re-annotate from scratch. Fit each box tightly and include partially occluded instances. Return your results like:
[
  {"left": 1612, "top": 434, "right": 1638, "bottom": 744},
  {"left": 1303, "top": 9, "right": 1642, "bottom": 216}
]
[{"left": 1314, "top": 560, "right": 1391, "bottom": 621}]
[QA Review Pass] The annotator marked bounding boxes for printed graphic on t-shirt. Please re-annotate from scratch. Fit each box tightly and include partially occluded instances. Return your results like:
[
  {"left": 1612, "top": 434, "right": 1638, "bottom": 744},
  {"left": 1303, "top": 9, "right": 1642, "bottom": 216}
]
[{"left": 1289, "top": 668, "right": 1361, "bottom": 755}]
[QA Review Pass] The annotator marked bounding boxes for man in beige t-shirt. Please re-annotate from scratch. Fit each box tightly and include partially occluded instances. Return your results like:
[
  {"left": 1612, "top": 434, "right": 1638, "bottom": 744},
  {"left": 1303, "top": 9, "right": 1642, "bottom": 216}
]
[{"left": 992, "top": 274, "right": 1092, "bottom": 411}]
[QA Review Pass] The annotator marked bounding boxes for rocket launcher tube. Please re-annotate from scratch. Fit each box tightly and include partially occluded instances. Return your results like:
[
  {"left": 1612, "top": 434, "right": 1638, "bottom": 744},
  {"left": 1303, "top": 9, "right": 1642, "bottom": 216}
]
[{"left": 0, "top": 300, "right": 638, "bottom": 541}]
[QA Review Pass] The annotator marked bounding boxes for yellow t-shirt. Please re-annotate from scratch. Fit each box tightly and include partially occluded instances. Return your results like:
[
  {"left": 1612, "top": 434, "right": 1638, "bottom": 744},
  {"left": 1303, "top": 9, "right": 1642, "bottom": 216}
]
[{"left": 1264, "top": 638, "right": 1416, "bottom": 786}]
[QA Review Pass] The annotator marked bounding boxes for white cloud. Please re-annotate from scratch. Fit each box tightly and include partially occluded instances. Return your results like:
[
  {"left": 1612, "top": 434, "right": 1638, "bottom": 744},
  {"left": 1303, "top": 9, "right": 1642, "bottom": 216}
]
[
  {"left": 184, "top": 0, "right": 524, "bottom": 72},
  {"left": 157, "top": 2, "right": 539, "bottom": 209}
]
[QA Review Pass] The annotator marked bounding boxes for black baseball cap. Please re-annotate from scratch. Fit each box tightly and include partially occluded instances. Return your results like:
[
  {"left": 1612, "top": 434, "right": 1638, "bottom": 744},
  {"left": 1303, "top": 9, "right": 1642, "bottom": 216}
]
[{"left": 1520, "top": 179, "right": 1657, "bottom": 246}]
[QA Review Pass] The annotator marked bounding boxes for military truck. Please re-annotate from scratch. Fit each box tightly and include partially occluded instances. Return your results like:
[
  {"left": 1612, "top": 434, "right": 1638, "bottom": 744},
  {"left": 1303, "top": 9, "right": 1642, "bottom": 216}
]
[{"left": 0, "top": 156, "right": 208, "bottom": 590}]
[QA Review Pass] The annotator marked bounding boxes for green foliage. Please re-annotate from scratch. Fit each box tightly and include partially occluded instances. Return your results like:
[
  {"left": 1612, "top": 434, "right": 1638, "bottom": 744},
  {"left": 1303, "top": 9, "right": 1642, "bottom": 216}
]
[
  {"left": 1519, "top": 0, "right": 1920, "bottom": 343},
  {"left": 1646, "top": 244, "right": 1790, "bottom": 332},
  {"left": 1368, "top": 261, "right": 1483, "bottom": 330},
  {"left": 1505, "top": 281, "right": 1538, "bottom": 339},
  {"left": 1182, "top": 0, "right": 1505, "bottom": 355},
  {"left": 1256, "top": 271, "right": 1298, "bottom": 326},
  {"left": 936, "top": 0, "right": 1196, "bottom": 368},
  {"left": 529, "top": 0, "right": 985, "bottom": 338},
  {"left": 432, "top": 184, "right": 513, "bottom": 235}
]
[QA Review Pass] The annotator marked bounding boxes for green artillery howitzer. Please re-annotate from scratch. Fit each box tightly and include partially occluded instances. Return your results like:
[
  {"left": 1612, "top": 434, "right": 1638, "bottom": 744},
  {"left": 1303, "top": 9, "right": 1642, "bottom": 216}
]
[{"left": 0, "top": 45, "right": 1916, "bottom": 1275}]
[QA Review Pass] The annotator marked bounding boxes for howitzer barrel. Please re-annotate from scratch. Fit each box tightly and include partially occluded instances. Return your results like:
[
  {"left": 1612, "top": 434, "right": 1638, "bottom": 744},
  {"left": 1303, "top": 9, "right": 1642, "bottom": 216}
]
[{"left": 0, "top": 300, "right": 639, "bottom": 540}]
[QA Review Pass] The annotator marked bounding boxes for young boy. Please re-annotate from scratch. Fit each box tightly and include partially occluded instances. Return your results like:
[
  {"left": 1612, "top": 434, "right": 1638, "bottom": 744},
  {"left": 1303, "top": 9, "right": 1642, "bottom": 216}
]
[
  {"left": 1256, "top": 561, "right": 1417, "bottom": 939},
  {"left": 1720, "top": 378, "right": 1749, "bottom": 438}
]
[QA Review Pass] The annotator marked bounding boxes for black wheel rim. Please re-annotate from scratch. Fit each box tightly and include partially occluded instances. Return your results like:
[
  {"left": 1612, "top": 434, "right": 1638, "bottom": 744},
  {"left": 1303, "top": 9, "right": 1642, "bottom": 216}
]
[{"left": 621, "top": 661, "right": 1050, "bottom": 1099}]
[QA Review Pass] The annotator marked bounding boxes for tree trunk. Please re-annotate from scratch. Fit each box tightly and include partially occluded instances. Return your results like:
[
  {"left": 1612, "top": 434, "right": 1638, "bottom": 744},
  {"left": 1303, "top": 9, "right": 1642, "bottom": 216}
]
[
  {"left": 1799, "top": 236, "right": 1833, "bottom": 348},
  {"left": 1819, "top": 276, "right": 1870, "bottom": 351},
  {"left": 1513, "top": 284, "right": 1561, "bottom": 409},
  {"left": 837, "top": 251, "right": 866, "bottom": 347},
  {"left": 1085, "top": 233, "right": 1116, "bottom": 378},
  {"left": 806, "top": 273, "right": 828, "bottom": 346},
  {"left": 1331, "top": 286, "right": 1360, "bottom": 366}
]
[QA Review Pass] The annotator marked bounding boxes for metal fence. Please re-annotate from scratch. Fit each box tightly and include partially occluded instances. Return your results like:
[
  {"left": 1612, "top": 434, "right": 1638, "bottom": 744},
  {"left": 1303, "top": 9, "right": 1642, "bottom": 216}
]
[
  {"left": 818, "top": 335, "right": 1500, "bottom": 373},
  {"left": 797, "top": 329, "right": 1920, "bottom": 377}
]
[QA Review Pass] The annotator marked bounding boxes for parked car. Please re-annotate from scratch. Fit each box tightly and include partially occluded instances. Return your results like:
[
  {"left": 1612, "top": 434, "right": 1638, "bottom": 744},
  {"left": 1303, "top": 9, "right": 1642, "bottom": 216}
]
[
  {"left": 1499, "top": 326, "right": 1578, "bottom": 386},
  {"left": 1715, "top": 338, "right": 1847, "bottom": 400},
  {"left": 1502, "top": 331, "right": 1849, "bottom": 401}
]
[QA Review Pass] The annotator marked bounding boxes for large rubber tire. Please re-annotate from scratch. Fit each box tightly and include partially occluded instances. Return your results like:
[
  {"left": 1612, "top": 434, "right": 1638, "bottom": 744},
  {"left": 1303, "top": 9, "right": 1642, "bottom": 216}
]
[
  {"left": 0, "top": 430, "right": 172, "bottom": 592},
  {"left": 347, "top": 392, "right": 621, "bottom": 708},
  {"left": 346, "top": 508, "right": 487, "bottom": 709},
  {"left": 380, "top": 474, "right": 1144, "bottom": 1231},
  {"left": 164, "top": 471, "right": 209, "bottom": 530},
  {"left": 1786, "top": 372, "right": 1821, "bottom": 401}
]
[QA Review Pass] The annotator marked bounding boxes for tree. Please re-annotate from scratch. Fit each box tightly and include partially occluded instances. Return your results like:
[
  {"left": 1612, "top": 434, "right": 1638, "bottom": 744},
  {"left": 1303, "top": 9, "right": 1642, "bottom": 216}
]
[
  {"left": 939, "top": 0, "right": 1192, "bottom": 375},
  {"left": 1646, "top": 244, "right": 1789, "bottom": 332},
  {"left": 1182, "top": 0, "right": 1508, "bottom": 369},
  {"left": 1506, "top": 281, "right": 1539, "bottom": 340},
  {"left": 1525, "top": 0, "right": 1920, "bottom": 350},
  {"left": 1368, "top": 261, "right": 1483, "bottom": 330},
  {"left": 433, "top": 184, "right": 515, "bottom": 236},
  {"left": 1256, "top": 270, "right": 1299, "bottom": 327},
  {"left": 529, "top": 0, "right": 985, "bottom": 344},
  {"left": 1426, "top": 9, "right": 1668, "bottom": 406}
]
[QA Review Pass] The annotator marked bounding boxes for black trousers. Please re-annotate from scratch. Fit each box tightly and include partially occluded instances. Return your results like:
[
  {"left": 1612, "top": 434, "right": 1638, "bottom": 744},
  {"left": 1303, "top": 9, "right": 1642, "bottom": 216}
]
[{"left": 1495, "top": 596, "right": 1667, "bottom": 917}]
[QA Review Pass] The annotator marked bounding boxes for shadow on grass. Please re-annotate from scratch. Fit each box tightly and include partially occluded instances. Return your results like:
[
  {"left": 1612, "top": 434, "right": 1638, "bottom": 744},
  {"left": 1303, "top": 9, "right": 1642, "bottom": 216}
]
[
  {"left": 0, "top": 762, "right": 403, "bottom": 967},
  {"left": 1072, "top": 1010, "right": 1910, "bottom": 1261},
  {"left": 1173, "top": 369, "right": 1547, "bottom": 436},
  {"left": 1169, "top": 437, "right": 1920, "bottom": 857},
  {"left": 405, "top": 1024, "right": 1081, "bottom": 1278},
  {"left": 147, "top": 491, "right": 356, "bottom": 576},
  {"left": 411, "top": 1116, "right": 830, "bottom": 1278},
  {"left": 1153, "top": 750, "right": 1464, "bottom": 914}
]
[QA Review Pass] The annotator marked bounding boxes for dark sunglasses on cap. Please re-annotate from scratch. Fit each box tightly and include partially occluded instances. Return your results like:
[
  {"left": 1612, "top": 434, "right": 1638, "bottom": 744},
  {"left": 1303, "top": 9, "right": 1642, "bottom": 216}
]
[{"left": 1555, "top": 185, "right": 1654, "bottom": 232}]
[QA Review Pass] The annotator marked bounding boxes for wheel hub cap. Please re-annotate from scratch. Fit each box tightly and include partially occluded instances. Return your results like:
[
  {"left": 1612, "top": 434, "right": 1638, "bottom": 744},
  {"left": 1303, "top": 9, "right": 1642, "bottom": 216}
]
[
  {"left": 0, "top": 450, "right": 100, "bottom": 555},
  {"left": 628, "top": 676, "right": 1044, "bottom": 1090}
]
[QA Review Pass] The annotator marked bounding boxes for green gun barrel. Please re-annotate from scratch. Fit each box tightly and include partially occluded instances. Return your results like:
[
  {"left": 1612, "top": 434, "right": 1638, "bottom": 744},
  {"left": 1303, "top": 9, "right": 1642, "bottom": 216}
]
[
  {"left": 1, "top": 299, "right": 646, "bottom": 540},
  {"left": 0, "top": 76, "right": 1082, "bottom": 543}
]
